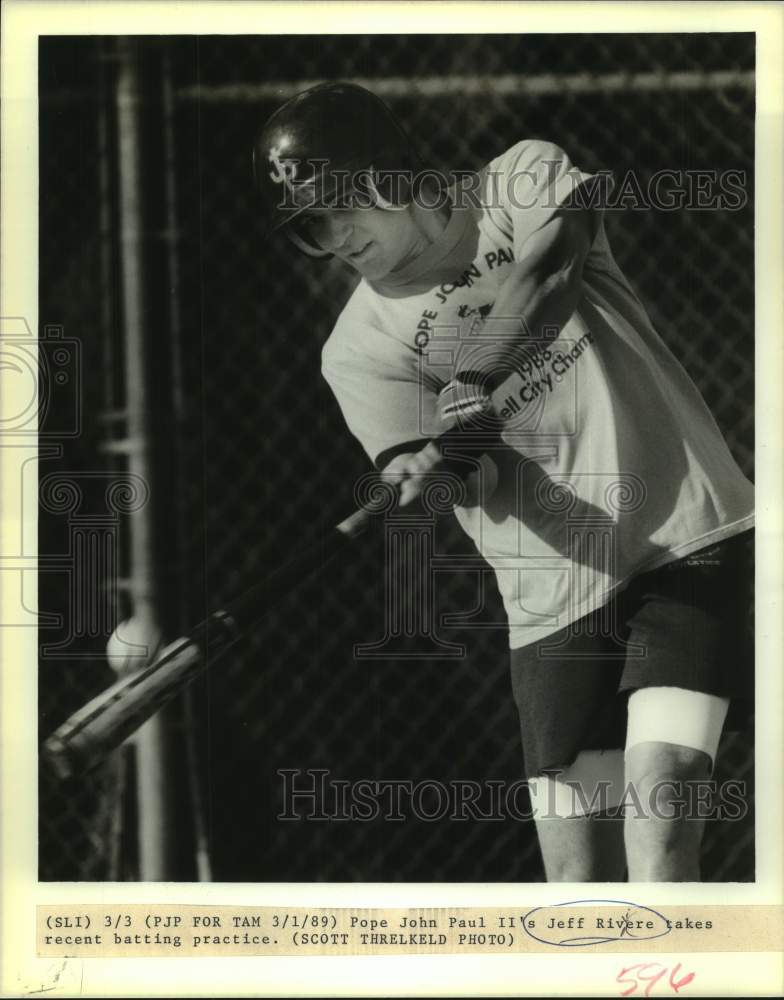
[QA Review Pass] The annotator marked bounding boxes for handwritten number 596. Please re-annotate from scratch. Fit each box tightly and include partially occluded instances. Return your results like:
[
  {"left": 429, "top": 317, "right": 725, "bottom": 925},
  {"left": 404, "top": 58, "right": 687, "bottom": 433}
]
[{"left": 617, "top": 962, "right": 696, "bottom": 997}]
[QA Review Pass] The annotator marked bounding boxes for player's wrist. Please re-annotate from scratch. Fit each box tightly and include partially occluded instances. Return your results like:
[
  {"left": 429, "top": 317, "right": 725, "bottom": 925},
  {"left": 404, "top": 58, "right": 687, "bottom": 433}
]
[{"left": 437, "top": 371, "right": 496, "bottom": 424}]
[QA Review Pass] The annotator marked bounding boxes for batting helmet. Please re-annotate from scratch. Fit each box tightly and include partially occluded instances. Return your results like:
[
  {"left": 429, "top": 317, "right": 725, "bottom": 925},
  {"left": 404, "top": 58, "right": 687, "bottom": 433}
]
[{"left": 253, "top": 82, "right": 420, "bottom": 253}]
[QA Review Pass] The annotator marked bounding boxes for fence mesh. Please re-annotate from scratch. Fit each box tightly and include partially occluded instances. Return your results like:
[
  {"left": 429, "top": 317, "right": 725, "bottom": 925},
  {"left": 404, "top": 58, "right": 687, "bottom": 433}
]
[{"left": 38, "top": 33, "right": 754, "bottom": 882}]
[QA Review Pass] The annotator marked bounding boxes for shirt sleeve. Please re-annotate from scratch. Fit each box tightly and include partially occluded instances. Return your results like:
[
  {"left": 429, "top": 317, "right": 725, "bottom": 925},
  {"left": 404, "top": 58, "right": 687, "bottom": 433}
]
[
  {"left": 484, "top": 140, "right": 598, "bottom": 260},
  {"left": 322, "top": 340, "right": 441, "bottom": 469}
]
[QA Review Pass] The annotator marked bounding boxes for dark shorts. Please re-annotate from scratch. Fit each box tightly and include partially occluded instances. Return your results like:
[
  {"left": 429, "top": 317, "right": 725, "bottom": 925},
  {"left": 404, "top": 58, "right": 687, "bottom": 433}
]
[{"left": 509, "top": 529, "right": 754, "bottom": 778}]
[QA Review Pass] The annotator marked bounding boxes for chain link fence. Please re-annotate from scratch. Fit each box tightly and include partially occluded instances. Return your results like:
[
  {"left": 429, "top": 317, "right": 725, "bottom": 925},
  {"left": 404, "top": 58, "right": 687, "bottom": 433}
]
[{"left": 38, "top": 33, "right": 754, "bottom": 881}]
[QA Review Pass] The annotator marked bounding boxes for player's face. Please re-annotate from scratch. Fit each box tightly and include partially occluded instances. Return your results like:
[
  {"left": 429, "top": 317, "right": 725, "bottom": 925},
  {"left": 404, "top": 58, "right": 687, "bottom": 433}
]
[{"left": 292, "top": 205, "right": 430, "bottom": 280}]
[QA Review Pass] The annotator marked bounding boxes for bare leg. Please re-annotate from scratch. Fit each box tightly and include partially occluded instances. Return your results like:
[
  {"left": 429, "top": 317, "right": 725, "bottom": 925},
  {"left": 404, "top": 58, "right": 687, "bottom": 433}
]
[
  {"left": 534, "top": 810, "right": 626, "bottom": 882},
  {"left": 624, "top": 741, "right": 712, "bottom": 882},
  {"left": 530, "top": 750, "right": 627, "bottom": 882}
]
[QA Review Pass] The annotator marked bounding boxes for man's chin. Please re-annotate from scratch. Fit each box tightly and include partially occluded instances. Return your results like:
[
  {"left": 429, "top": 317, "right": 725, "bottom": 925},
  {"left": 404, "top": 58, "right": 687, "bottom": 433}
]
[{"left": 351, "top": 259, "right": 392, "bottom": 281}]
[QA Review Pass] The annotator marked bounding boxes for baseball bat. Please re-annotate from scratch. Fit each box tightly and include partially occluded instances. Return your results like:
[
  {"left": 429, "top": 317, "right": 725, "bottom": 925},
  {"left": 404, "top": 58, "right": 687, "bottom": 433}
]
[{"left": 42, "top": 419, "right": 500, "bottom": 780}]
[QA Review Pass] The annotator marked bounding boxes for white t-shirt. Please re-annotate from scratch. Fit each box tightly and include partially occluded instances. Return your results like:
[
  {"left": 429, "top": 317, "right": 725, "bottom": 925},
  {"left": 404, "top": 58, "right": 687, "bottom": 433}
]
[{"left": 322, "top": 140, "right": 754, "bottom": 648}]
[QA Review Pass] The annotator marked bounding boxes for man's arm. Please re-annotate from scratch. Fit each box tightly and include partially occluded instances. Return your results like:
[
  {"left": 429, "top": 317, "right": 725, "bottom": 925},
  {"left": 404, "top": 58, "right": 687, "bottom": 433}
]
[
  {"left": 382, "top": 198, "right": 600, "bottom": 503},
  {"left": 475, "top": 196, "right": 600, "bottom": 387}
]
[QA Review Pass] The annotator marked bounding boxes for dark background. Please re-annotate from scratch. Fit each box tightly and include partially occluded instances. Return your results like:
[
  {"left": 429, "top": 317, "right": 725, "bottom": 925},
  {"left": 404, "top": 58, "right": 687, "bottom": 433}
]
[{"left": 39, "top": 33, "right": 754, "bottom": 881}]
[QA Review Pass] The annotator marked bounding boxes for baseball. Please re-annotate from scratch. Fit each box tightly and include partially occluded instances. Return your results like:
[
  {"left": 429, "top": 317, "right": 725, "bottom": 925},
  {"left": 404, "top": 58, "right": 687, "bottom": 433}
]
[{"left": 106, "top": 615, "right": 164, "bottom": 676}]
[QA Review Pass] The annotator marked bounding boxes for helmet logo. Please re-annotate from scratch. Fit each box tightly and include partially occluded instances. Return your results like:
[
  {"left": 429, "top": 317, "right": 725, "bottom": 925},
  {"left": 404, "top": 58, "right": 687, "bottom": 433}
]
[{"left": 268, "top": 144, "right": 299, "bottom": 188}]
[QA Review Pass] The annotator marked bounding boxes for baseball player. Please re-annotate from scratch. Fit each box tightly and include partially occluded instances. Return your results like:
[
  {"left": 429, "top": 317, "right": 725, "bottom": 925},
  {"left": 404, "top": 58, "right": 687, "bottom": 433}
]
[{"left": 254, "top": 82, "right": 754, "bottom": 882}]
